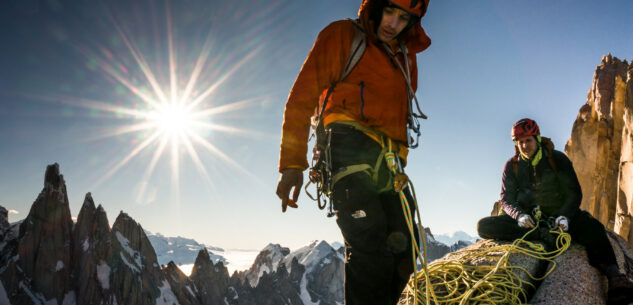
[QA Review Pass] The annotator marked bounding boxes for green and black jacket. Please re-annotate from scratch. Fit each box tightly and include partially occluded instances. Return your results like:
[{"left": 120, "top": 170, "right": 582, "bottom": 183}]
[{"left": 500, "top": 147, "right": 582, "bottom": 220}]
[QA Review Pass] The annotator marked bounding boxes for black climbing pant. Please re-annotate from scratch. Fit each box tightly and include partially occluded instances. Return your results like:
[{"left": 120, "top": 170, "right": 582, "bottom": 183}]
[
  {"left": 477, "top": 210, "right": 617, "bottom": 273},
  {"left": 328, "top": 123, "right": 418, "bottom": 305}
]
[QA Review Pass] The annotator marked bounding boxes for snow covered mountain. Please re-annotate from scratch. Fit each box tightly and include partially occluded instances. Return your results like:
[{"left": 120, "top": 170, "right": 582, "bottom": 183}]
[
  {"left": 243, "top": 243, "right": 289, "bottom": 287},
  {"left": 241, "top": 240, "right": 344, "bottom": 305},
  {"left": 146, "top": 231, "right": 226, "bottom": 267},
  {"left": 434, "top": 230, "right": 479, "bottom": 246}
]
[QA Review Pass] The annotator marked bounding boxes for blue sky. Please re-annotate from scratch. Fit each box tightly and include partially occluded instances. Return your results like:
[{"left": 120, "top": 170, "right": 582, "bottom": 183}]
[{"left": 0, "top": 0, "right": 632, "bottom": 250}]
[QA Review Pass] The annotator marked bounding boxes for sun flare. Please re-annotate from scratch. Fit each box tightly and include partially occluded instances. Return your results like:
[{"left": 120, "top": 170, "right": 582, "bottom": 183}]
[
  {"left": 55, "top": 2, "right": 273, "bottom": 204},
  {"left": 151, "top": 103, "right": 194, "bottom": 135}
]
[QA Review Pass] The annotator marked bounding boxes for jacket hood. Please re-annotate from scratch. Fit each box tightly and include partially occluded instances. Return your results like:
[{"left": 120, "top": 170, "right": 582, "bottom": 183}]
[{"left": 358, "top": 0, "right": 431, "bottom": 53}]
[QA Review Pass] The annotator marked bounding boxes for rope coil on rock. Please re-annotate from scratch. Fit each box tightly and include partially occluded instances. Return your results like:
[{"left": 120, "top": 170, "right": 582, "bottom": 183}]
[{"left": 404, "top": 211, "right": 572, "bottom": 304}]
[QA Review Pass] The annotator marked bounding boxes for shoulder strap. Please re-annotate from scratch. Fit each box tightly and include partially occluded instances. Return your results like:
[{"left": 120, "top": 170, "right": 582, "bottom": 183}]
[
  {"left": 540, "top": 137, "right": 558, "bottom": 173},
  {"left": 340, "top": 19, "right": 366, "bottom": 81},
  {"left": 314, "top": 19, "right": 367, "bottom": 142}
]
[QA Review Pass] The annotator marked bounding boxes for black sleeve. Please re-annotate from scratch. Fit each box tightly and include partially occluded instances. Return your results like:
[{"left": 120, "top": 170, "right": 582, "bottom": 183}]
[
  {"left": 553, "top": 150, "right": 582, "bottom": 219},
  {"left": 500, "top": 158, "right": 525, "bottom": 219}
]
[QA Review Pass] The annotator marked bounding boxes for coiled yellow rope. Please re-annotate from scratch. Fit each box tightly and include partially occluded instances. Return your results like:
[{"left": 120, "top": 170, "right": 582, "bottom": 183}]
[
  {"left": 405, "top": 225, "right": 571, "bottom": 305},
  {"left": 384, "top": 140, "right": 572, "bottom": 305}
]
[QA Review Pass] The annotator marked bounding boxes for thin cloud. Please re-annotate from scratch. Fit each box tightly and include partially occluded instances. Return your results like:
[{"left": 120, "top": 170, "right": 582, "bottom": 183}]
[{"left": 8, "top": 210, "right": 18, "bottom": 215}]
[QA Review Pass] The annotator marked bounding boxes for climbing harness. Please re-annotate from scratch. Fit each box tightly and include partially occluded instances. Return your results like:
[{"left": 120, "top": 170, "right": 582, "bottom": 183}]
[{"left": 402, "top": 206, "right": 572, "bottom": 305}]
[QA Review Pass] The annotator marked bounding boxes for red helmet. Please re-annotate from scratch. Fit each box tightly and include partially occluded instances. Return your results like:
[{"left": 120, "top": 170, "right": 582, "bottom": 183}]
[
  {"left": 389, "top": 0, "right": 428, "bottom": 17},
  {"left": 511, "top": 118, "right": 540, "bottom": 140}
]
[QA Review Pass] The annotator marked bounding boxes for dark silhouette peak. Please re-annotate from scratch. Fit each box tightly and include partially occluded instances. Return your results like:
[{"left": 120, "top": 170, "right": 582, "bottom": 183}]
[
  {"left": 44, "top": 163, "right": 64, "bottom": 189},
  {"left": 83, "top": 193, "right": 94, "bottom": 207}
]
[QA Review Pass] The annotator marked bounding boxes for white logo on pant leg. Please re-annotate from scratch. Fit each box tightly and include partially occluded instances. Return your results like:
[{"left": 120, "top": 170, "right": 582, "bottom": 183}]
[{"left": 351, "top": 210, "right": 367, "bottom": 219}]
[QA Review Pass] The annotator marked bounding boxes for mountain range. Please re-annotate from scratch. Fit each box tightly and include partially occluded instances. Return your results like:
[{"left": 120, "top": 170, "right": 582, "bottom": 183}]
[{"left": 0, "top": 163, "right": 468, "bottom": 305}]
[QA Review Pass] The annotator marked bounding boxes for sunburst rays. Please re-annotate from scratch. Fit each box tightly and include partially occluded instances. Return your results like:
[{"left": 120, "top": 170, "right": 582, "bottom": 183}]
[
  {"left": 2, "top": 0, "right": 294, "bottom": 208},
  {"left": 57, "top": 1, "right": 282, "bottom": 205}
]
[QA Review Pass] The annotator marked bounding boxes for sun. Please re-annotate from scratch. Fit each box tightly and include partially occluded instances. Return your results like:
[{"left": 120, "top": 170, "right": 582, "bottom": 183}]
[{"left": 150, "top": 103, "right": 194, "bottom": 136}]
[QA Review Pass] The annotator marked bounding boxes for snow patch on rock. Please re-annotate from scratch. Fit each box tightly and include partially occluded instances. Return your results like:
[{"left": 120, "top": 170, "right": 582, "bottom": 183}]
[
  {"left": 97, "top": 260, "right": 111, "bottom": 289},
  {"left": 299, "top": 273, "right": 319, "bottom": 305},
  {"left": 62, "top": 291, "right": 76, "bottom": 305},
  {"left": 120, "top": 252, "right": 140, "bottom": 273},
  {"left": 155, "top": 280, "right": 180, "bottom": 305},
  {"left": 56, "top": 260, "right": 64, "bottom": 271},
  {"left": 82, "top": 238, "right": 89, "bottom": 252},
  {"left": 115, "top": 231, "right": 143, "bottom": 269}
]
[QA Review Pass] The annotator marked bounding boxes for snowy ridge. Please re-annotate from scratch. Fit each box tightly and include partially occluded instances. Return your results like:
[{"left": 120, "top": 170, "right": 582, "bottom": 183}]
[
  {"left": 245, "top": 243, "right": 289, "bottom": 287},
  {"left": 115, "top": 231, "right": 143, "bottom": 271},
  {"left": 146, "top": 231, "right": 226, "bottom": 267},
  {"left": 434, "top": 231, "right": 479, "bottom": 246},
  {"left": 281, "top": 240, "right": 342, "bottom": 305},
  {"left": 260, "top": 243, "right": 286, "bottom": 274},
  {"left": 281, "top": 240, "right": 334, "bottom": 273},
  {"left": 156, "top": 280, "right": 180, "bottom": 305}
]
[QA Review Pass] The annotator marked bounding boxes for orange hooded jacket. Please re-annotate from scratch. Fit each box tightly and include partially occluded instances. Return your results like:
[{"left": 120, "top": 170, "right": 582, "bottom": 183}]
[{"left": 279, "top": 0, "right": 431, "bottom": 172}]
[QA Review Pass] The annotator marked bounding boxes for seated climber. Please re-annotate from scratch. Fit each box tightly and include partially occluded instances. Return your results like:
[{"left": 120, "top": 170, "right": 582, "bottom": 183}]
[{"left": 477, "top": 118, "right": 633, "bottom": 304}]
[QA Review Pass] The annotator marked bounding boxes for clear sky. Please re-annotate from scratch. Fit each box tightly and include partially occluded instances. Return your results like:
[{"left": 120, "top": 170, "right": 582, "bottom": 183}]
[{"left": 1, "top": 0, "right": 632, "bottom": 251}]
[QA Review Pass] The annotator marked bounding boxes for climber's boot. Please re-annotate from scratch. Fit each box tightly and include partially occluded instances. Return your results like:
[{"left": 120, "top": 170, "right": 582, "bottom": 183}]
[{"left": 605, "top": 264, "right": 633, "bottom": 305}]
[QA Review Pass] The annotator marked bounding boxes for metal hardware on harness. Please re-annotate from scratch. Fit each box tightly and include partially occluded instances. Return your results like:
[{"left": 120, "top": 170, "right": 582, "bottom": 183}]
[
  {"left": 324, "top": 130, "right": 335, "bottom": 217},
  {"left": 543, "top": 217, "right": 557, "bottom": 230},
  {"left": 530, "top": 206, "right": 557, "bottom": 229},
  {"left": 381, "top": 40, "right": 426, "bottom": 149},
  {"left": 305, "top": 129, "right": 335, "bottom": 217}
]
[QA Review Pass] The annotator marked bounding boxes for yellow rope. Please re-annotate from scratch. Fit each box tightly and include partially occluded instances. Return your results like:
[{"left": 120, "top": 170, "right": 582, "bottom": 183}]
[
  {"left": 404, "top": 225, "right": 571, "bottom": 305},
  {"left": 383, "top": 139, "right": 573, "bottom": 305},
  {"left": 384, "top": 140, "right": 430, "bottom": 304}
]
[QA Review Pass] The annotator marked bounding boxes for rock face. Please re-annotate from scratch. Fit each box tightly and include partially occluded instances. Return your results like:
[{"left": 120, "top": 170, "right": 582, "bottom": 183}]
[
  {"left": 162, "top": 261, "right": 201, "bottom": 305},
  {"left": 530, "top": 231, "right": 633, "bottom": 304},
  {"left": 565, "top": 55, "right": 633, "bottom": 247},
  {"left": 0, "top": 163, "right": 181, "bottom": 305},
  {"left": 0, "top": 163, "right": 75, "bottom": 304},
  {"left": 110, "top": 212, "right": 180, "bottom": 305},
  {"left": 73, "top": 193, "right": 115, "bottom": 305},
  {"left": 190, "top": 249, "right": 229, "bottom": 305}
]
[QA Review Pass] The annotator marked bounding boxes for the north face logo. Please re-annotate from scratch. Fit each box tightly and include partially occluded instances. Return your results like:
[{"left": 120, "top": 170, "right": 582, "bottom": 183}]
[{"left": 351, "top": 210, "right": 367, "bottom": 219}]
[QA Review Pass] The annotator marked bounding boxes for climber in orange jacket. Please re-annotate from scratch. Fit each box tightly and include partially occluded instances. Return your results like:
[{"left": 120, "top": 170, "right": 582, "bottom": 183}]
[{"left": 276, "top": 0, "right": 431, "bottom": 304}]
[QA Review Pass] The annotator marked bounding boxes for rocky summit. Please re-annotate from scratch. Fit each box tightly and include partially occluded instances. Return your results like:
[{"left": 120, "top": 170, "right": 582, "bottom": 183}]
[
  {"left": 1, "top": 163, "right": 75, "bottom": 305},
  {"left": 566, "top": 55, "right": 633, "bottom": 248}
]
